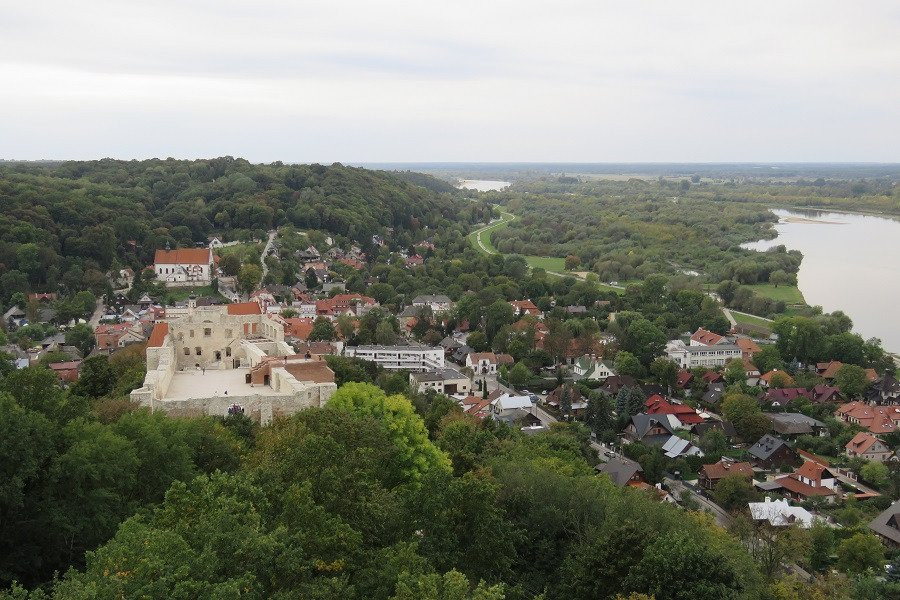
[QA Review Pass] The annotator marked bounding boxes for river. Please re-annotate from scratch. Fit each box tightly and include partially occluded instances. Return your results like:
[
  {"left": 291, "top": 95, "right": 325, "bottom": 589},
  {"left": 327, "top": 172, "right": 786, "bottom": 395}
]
[
  {"left": 742, "top": 208, "right": 900, "bottom": 352},
  {"left": 457, "top": 179, "right": 511, "bottom": 192}
]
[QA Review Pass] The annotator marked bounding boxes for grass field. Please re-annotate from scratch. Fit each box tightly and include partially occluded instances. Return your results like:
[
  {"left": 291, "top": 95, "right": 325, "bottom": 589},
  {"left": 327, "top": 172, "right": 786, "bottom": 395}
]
[
  {"left": 729, "top": 310, "right": 774, "bottom": 330},
  {"left": 746, "top": 283, "right": 805, "bottom": 304},
  {"left": 467, "top": 210, "right": 516, "bottom": 255},
  {"left": 525, "top": 256, "right": 566, "bottom": 271}
]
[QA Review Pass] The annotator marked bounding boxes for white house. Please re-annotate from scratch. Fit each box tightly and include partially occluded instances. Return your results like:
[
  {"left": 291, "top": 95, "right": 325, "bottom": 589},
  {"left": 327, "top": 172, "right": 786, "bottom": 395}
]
[
  {"left": 572, "top": 355, "right": 615, "bottom": 381},
  {"left": 344, "top": 345, "right": 444, "bottom": 372},
  {"left": 491, "top": 393, "right": 534, "bottom": 418},
  {"left": 465, "top": 352, "right": 513, "bottom": 375},
  {"left": 154, "top": 248, "right": 213, "bottom": 286},
  {"left": 665, "top": 339, "right": 742, "bottom": 369},
  {"left": 409, "top": 368, "right": 471, "bottom": 396},
  {"left": 749, "top": 497, "right": 816, "bottom": 528},
  {"left": 412, "top": 295, "right": 452, "bottom": 313}
]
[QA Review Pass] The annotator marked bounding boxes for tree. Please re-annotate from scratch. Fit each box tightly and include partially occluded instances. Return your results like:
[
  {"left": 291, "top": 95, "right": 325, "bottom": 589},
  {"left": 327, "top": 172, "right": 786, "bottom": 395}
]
[
  {"left": 722, "top": 393, "right": 767, "bottom": 442},
  {"left": 336, "top": 314, "right": 356, "bottom": 340},
  {"left": 620, "top": 318, "right": 665, "bottom": 366},
  {"left": 717, "top": 280, "right": 740, "bottom": 305},
  {"left": 564, "top": 255, "right": 580, "bottom": 271},
  {"left": 391, "top": 570, "right": 505, "bottom": 600},
  {"left": 71, "top": 355, "right": 116, "bottom": 398},
  {"left": 753, "top": 344, "right": 784, "bottom": 374},
  {"left": 615, "top": 385, "right": 645, "bottom": 418},
  {"left": 544, "top": 318, "right": 574, "bottom": 364},
  {"left": 769, "top": 270, "right": 793, "bottom": 287},
  {"left": 834, "top": 363, "right": 867, "bottom": 399},
  {"left": 304, "top": 266, "right": 319, "bottom": 290},
  {"left": 724, "top": 358, "right": 747, "bottom": 386},
  {"left": 807, "top": 519, "right": 834, "bottom": 572},
  {"left": 860, "top": 461, "right": 889, "bottom": 490},
  {"left": 649, "top": 358, "right": 678, "bottom": 389},
  {"left": 219, "top": 253, "right": 241, "bottom": 276},
  {"left": 713, "top": 474, "right": 758, "bottom": 511},
  {"left": 327, "top": 383, "right": 451, "bottom": 485},
  {"left": 308, "top": 316, "right": 337, "bottom": 341},
  {"left": 65, "top": 323, "right": 96, "bottom": 357},
  {"left": 237, "top": 263, "right": 262, "bottom": 294},
  {"left": 506, "top": 362, "right": 532, "bottom": 388},
  {"left": 614, "top": 351, "right": 644, "bottom": 378},
  {"left": 466, "top": 330, "right": 489, "bottom": 352},
  {"left": 836, "top": 532, "right": 883, "bottom": 574},
  {"left": 769, "top": 371, "right": 792, "bottom": 389},
  {"left": 375, "top": 320, "right": 397, "bottom": 345}
]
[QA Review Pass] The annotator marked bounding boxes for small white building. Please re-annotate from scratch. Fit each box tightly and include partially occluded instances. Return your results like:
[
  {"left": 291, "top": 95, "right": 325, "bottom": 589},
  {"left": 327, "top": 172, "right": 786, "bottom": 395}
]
[
  {"left": 748, "top": 497, "right": 816, "bottom": 528},
  {"left": 344, "top": 345, "right": 444, "bottom": 372},
  {"left": 572, "top": 355, "right": 615, "bottom": 381},
  {"left": 154, "top": 248, "right": 214, "bottom": 286},
  {"left": 410, "top": 368, "right": 471, "bottom": 396},
  {"left": 666, "top": 339, "right": 742, "bottom": 369},
  {"left": 412, "top": 295, "right": 452, "bottom": 313},
  {"left": 491, "top": 393, "right": 534, "bottom": 418}
]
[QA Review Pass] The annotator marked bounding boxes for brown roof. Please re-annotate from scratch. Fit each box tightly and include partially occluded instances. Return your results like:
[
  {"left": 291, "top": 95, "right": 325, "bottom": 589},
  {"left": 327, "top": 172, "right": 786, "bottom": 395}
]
[
  {"left": 836, "top": 401, "right": 900, "bottom": 434},
  {"left": 846, "top": 432, "right": 882, "bottom": 456},
  {"left": 793, "top": 460, "right": 833, "bottom": 483},
  {"left": 774, "top": 474, "right": 836, "bottom": 497},
  {"left": 817, "top": 360, "right": 843, "bottom": 379},
  {"left": 154, "top": 248, "right": 212, "bottom": 265},
  {"left": 227, "top": 302, "right": 262, "bottom": 315},
  {"left": 283, "top": 318, "right": 315, "bottom": 340},
  {"left": 468, "top": 352, "right": 498, "bottom": 363},
  {"left": 147, "top": 322, "right": 169, "bottom": 347},
  {"left": 761, "top": 369, "right": 795, "bottom": 386},
  {"left": 700, "top": 460, "right": 754, "bottom": 481},
  {"left": 735, "top": 337, "right": 761, "bottom": 355},
  {"left": 690, "top": 328, "right": 724, "bottom": 346},
  {"left": 284, "top": 360, "right": 335, "bottom": 384},
  {"left": 48, "top": 360, "right": 81, "bottom": 371}
]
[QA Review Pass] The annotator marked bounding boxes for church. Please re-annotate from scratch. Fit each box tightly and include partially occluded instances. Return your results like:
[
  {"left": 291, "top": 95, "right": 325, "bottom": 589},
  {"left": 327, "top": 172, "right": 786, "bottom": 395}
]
[{"left": 154, "top": 247, "right": 214, "bottom": 286}]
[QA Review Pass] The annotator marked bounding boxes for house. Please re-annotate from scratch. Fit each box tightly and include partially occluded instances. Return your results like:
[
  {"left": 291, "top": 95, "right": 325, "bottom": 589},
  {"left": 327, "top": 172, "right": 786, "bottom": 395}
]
[
  {"left": 661, "top": 436, "right": 703, "bottom": 458},
  {"left": 48, "top": 360, "right": 82, "bottom": 383},
  {"left": 735, "top": 337, "right": 762, "bottom": 359},
  {"left": 601, "top": 374, "right": 637, "bottom": 396},
  {"left": 762, "top": 460, "right": 839, "bottom": 503},
  {"left": 315, "top": 294, "right": 378, "bottom": 318},
  {"left": 869, "top": 500, "right": 900, "bottom": 546},
  {"left": 491, "top": 394, "right": 534, "bottom": 420},
  {"left": 546, "top": 384, "right": 587, "bottom": 416},
  {"left": 405, "top": 254, "right": 424, "bottom": 267},
  {"left": 816, "top": 360, "right": 844, "bottom": 380},
  {"left": 699, "top": 459, "right": 754, "bottom": 491},
  {"left": 644, "top": 395, "right": 703, "bottom": 426},
  {"left": 702, "top": 381, "right": 726, "bottom": 405},
  {"left": 761, "top": 387, "right": 812, "bottom": 408},
  {"left": 766, "top": 413, "right": 829, "bottom": 438},
  {"left": 460, "top": 395, "right": 492, "bottom": 420},
  {"left": 747, "top": 434, "right": 801, "bottom": 469},
  {"left": 675, "top": 369, "right": 693, "bottom": 389},
  {"left": 811, "top": 384, "right": 844, "bottom": 404},
  {"left": 690, "top": 327, "right": 726, "bottom": 346},
  {"left": 451, "top": 344, "right": 474, "bottom": 364},
  {"left": 94, "top": 322, "right": 145, "bottom": 350},
  {"left": 466, "top": 352, "right": 507, "bottom": 375},
  {"left": 410, "top": 368, "right": 471, "bottom": 396},
  {"left": 845, "top": 432, "right": 894, "bottom": 462},
  {"left": 693, "top": 419, "right": 738, "bottom": 441},
  {"left": 743, "top": 358, "right": 761, "bottom": 384},
  {"left": 153, "top": 247, "right": 213, "bottom": 285},
  {"left": 835, "top": 401, "right": 900, "bottom": 434},
  {"left": 344, "top": 345, "right": 444, "bottom": 372},
  {"left": 759, "top": 369, "right": 795, "bottom": 388},
  {"left": 665, "top": 339, "right": 742, "bottom": 369},
  {"left": 572, "top": 354, "right": 615, "bottom": 381},
  {"left": 702, "top": 371, "right": 723, "bottom": 384},
  {"left": 749, "top": 497, "right": 816, "bottom": 528},
  {"left": 3, "top": 305, "right": 26, "bottom": 327},
  {"left": 596, "top": 457, "right": 646, "bottom": 487},
  {"left": 509, "top": 300, "right": 542, "bottom": 318},
  {"left": 866, "top": 370, "right": 900, "bottom": 405},
  {"left": 283, "top": 318, "right": 316, "bottom": 341},
  {"left": 412, "top": 295, "right": 452, "bottom": 313},
  {"left": 623, "top": 414, "right": 678, "bottom": 445}
]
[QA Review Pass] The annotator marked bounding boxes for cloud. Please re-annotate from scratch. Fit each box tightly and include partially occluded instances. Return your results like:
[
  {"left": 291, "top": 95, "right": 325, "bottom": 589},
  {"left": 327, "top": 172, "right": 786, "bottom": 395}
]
[{"left": 1, "top": 0, "right": 898, "bottom": 162}]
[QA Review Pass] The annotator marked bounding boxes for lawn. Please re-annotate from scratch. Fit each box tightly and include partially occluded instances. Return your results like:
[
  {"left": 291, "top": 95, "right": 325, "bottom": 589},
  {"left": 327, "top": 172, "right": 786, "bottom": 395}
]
[
  {"left": 746, "top": 283, "right": 805, "bottom": 305},
  {"left": 729, "top": 310, "right": 774, "bottom": 330},
  {"left": 216, "top": 242, "right": 263, "bottom": 264},
  {"left": 525, "top": 256, "right": 566, "bottom": 272},
  {"left": 467, "top": 210, "right": 516, "bottom": 255}
]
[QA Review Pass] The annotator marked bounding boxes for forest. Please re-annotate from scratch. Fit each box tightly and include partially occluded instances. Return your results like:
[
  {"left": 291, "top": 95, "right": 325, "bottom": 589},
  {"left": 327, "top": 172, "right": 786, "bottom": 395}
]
[{"left": 0, "top": 158, "right": 466, "bottom": 305}]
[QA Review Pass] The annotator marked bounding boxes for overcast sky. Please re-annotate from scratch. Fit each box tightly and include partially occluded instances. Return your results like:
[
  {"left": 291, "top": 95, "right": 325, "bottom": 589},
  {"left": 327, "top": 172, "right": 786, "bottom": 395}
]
[{"left": 2, "top": 1, "right": 898, "bottom": 163}]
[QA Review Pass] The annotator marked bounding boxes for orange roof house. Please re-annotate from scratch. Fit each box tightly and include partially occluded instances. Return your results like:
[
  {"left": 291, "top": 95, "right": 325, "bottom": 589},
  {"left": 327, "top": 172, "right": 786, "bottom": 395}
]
[
  {"left": 154, "top": 248, "right": 213, "bottom": 265},
  {"left": 690, "top": 328, "right": 725, "bottom": 346},
  {"left": 736, "top": 337, "right": 762, "bottom": 359},
  {"left": 147, "top": 322, "right": 169, "bottom": 347},
  {"left": 227, "top": 302, "right": 263, "bottom": 316},
  {"left": 835, "top": 402, "right": 900, "bottom": 434},
  {"left": 283, "top": 318, "right": 315, "bottom": 341},
  {"left": 510, "top": 300, "right": 542, "bottom": 317}
]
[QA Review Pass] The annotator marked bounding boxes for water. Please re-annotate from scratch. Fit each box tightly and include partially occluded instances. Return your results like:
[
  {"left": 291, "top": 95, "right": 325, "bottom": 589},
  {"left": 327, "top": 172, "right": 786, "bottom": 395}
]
[
  {"left": 457, "top": 179, "right": 511, "bottom": 192},
  {"left": 742, "top": 208, "right": 900, "bottom": 352}
]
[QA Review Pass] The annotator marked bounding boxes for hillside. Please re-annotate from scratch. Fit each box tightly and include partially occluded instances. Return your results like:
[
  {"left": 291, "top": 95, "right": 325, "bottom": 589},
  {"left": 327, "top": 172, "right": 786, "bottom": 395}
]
[{"left": 0, "top": 158, "right": 462, "bottom": 303}]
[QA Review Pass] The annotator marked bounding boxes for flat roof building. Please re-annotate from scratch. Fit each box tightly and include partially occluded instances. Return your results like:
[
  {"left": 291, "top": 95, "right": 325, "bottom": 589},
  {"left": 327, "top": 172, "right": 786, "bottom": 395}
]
[{"left": 344, "top": 344, "right": 444, "bottom": 372}]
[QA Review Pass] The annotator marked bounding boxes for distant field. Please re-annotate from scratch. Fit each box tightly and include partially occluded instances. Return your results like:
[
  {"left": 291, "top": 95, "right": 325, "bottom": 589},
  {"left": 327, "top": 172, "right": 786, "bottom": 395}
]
[
  {"left": 746, "top": 283, "right": 805, "bottom": 304},
  {"left": 525, "top": 256, "right": 566, "bottom": 271}
]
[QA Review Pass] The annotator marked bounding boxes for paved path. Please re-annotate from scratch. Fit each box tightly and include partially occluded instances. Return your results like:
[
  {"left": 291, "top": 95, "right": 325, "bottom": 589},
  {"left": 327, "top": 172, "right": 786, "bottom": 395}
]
[
  {"left": 468, "top": 210, "right": 516, "bottom": 255},
  {"left": 664, "top": 477, "right": 733, "bottom": 527},
  {"left": 721, "top": 307, "right": 737, "bottom": 328},
  {"left": 260, "top": 230, "right": 276, "bottom": 279},
  {"left": 88, "top": 299, "right": 105, "bottom": 327}
]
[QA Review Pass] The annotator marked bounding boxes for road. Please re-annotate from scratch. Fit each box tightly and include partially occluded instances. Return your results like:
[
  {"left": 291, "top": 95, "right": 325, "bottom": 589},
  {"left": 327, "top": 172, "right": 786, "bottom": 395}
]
[
  {"left": 260, "top": 230, "right": 276, "bottom": 279},
  {"left": 529, "top": 401, "right": 613, "bottom": 462},
  {"left": 88, "top": 299, "right": 105, "bottom": 327},
  {"left": 468, "top": 210, "right": 516, "bottom": 255},
  {"left": 664, "top": 477, "right": 733, "bottom": 527}
]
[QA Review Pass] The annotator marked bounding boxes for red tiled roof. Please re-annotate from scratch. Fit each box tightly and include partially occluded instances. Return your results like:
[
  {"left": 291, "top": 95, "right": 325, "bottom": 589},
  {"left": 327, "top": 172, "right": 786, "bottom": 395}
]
[
  {"left": 701, "top": 460, "right": 753, "bottom": 481},
  {"left": 644, "top": 396, "right": 703, "bottom": 424},
  {"left": 735, "top": 337, "right": 761, "bottom": 355},
  {"left": 510, "top": 300, "right": 540, "bottom": 313},
  {"left": 774, "top": 474, "right": 836, "bottom": 497},
  {"left": 690, "top": 328, "right": 724, "bottom": 346},
  {"left": 154, "top": 248, "right": 212, "bottom": 265},
  {"left": 227, "top": 302, "right": 262, "bottom": 315},
  {"left": 797, "top": 448, "right": 831, "bottom": 466},
  {"left": 283, "top": 318, "right": 315, "bottom": 340},
  {"left": 675, "top": 370, "right": 693, "bottom": 388},
  {"left": 836, "top": 401, "right": 900, "bottom": 434},
  {"left": 846, "top": 432, "right": 881, "bottom": 456},
  {"left": 48, "top": 360, "right": 81, "bottom": 371},
  {"left": 469, "top": 352, "right": 498, "bottom": 363},
  {"left": 147, "top": 322, "right": 169, "bottom": 347}
]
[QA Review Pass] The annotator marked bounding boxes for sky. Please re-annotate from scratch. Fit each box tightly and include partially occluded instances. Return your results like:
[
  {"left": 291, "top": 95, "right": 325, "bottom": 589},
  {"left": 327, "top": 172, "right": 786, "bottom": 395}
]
[{"left": 2, "top": 1, "right": 898, "bottom": 163}]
